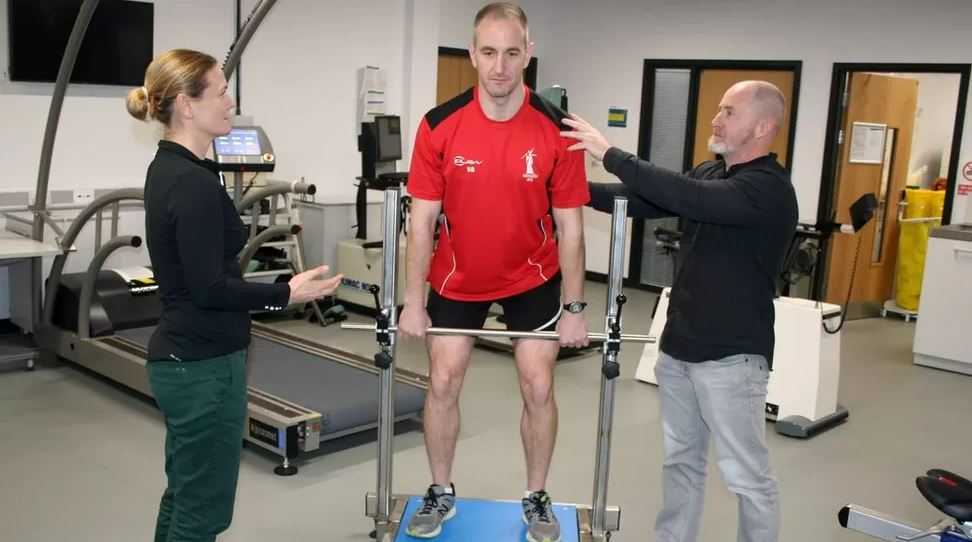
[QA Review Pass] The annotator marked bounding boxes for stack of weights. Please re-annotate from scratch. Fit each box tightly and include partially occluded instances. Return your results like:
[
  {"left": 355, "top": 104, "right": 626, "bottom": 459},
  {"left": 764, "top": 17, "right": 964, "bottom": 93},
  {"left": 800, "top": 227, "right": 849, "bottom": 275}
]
[{"left": 895, "top": 188, "right": 945, "bottom": 311}]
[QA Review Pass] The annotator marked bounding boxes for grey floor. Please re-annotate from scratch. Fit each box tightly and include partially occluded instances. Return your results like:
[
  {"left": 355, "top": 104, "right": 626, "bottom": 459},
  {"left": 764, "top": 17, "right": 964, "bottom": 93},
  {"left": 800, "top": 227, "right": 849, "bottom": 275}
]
[{"left": 1, "top": 282, "right": 970, "bottom": 541}]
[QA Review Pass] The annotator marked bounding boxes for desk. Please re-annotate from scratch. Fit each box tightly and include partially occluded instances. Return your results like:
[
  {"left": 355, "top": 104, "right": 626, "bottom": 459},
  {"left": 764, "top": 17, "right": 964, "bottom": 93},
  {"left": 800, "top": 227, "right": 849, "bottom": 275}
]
[{"left": 0, "top": 234, "right": 61, "bottom": 371}]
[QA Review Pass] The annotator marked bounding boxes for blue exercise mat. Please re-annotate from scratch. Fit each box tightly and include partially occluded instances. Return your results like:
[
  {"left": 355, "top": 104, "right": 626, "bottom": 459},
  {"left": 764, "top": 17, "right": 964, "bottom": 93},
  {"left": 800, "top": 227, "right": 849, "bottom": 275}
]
[{"left": 395, "top": 496, "right": 579, "bottom": 541}]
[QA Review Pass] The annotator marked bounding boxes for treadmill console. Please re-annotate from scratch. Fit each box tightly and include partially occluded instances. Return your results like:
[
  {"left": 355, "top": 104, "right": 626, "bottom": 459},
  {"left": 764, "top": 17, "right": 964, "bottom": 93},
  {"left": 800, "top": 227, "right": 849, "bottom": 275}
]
[{"left": 213, "top": 126, "right": 276, "bottom": 172}]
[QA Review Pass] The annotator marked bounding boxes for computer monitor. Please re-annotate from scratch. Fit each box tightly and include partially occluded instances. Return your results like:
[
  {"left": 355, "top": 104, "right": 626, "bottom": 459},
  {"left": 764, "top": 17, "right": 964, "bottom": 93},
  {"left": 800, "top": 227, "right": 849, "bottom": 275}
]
[
  {"left": 359, "top": 115, "right": 403, "bottom": 180},
  {"left": 374, "top": 115, "right": 402, "bottom": 162}
]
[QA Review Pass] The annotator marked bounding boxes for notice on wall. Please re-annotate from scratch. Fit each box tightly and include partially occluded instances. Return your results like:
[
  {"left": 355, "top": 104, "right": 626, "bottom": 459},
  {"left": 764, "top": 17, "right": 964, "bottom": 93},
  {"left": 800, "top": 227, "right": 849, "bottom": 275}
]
[
  {"left": 358, "top": 66, "right": 387, "bottom": 122},
  {"left": 608, "top": 108, "right": 628, "bottom": 128},
  {"left": 849, "top": 122, "right": 887, "bottom": 164},
  {"left": 959, "top": 184, "right": 972, "bottom": 196},
  {"left": 962, "top": 160, "right": 972, "bottom": 182}
]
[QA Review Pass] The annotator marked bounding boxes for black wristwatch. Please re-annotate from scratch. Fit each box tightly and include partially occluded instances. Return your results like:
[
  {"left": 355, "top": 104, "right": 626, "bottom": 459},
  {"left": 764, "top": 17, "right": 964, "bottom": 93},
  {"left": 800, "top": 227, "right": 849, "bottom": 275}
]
[{"left": 563, "top": 301, "right": 587, "bottom": 314}]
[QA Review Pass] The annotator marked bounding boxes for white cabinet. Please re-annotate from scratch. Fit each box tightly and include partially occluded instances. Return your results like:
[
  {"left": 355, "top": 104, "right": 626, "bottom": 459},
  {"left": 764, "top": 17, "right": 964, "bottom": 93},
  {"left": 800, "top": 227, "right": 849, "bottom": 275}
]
[{"left": 913, "top": 227, "right": 972, "bottom": 375}]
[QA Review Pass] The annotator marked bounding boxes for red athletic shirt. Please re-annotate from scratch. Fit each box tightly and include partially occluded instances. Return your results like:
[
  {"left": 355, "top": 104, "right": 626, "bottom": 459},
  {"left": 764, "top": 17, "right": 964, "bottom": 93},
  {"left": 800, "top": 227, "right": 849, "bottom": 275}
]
[{"left": 408, "top": 85, "right": 589, "bottom": 301}]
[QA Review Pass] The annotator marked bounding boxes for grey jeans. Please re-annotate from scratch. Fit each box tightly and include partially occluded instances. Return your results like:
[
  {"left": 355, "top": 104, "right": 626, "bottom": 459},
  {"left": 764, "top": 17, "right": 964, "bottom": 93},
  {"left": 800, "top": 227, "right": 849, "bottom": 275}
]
[{"left": 654, "top": 351, "right": 780, "bottom": 542}]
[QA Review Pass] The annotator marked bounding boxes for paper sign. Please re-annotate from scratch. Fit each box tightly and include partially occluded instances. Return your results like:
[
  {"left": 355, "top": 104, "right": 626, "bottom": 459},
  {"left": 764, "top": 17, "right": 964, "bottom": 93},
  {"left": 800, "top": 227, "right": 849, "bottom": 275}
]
[
  {"left": 849, "top": 122, "right": 887, "bottom": 164},
  {"left": 359, "top": 66, "right": 387, "bottom": 122},
  {"left": 608, "top": 108, "right": 627, "bottom": 128},
  {"left": 959, "top": 184, "right": 972, "bottom": 196}
]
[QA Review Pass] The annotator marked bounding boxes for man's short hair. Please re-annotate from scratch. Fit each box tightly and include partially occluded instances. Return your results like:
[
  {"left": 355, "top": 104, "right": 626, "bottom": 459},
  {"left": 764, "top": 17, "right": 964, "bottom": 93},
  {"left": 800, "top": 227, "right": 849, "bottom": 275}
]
[
  {"left": 473, "top": 2, "right": 529, "bottom": 45},
  {"left": 749, "top": 81, "right": 786, "bottom": 134}
]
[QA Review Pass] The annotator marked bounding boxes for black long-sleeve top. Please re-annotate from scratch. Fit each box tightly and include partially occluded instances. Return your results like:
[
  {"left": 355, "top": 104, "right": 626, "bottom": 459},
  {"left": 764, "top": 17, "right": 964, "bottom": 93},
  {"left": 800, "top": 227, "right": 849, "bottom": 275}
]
[
  {"left": 590, "top": 147, "right": 798, "bottom": 367},
  {"left": 144, "top": 140, "right": 290, "bottom": 361}
]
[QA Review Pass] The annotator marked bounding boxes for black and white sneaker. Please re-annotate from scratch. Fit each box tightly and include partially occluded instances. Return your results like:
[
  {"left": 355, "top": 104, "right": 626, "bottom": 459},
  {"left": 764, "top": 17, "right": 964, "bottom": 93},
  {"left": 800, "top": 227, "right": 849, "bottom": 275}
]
[{"left": 405, "top": 483, "right": 456, "bottom": 538}]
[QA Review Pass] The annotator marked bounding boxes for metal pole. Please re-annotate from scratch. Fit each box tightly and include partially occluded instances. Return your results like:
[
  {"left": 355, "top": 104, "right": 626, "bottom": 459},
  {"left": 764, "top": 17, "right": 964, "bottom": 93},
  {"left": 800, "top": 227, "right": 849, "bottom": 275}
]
[
  {"left": 32, "top": 0, "right": 100, "bottom": 239},
  {"left": 341, "top": 323, "right": 654, "bottom": 344},
  {"left": 592, "top": 197, "right": 628, "bottom": 539},
  {"left": 375, "top": 188, "right": 401, "bottom": 539},
  {"left": 31, "top": 0, "right": 101, "bottom": 331},
  {"left": 222, "top": 0, "right": 278, "bottom": 81}
]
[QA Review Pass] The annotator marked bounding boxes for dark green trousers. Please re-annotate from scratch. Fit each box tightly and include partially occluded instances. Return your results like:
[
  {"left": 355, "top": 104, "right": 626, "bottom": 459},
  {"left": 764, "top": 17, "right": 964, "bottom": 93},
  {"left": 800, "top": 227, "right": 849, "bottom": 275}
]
[{"left": 147, "top": 350, "right": 247, "bottom": 542}]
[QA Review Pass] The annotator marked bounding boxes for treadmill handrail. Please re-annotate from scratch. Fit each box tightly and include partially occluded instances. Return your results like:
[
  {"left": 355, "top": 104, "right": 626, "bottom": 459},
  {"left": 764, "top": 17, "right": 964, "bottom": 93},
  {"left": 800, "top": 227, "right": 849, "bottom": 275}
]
[
  {"left": 78, "top": 235, "right": 142, "bottom": 339},
  {"left": 42, "top": 188, "right": 145, "bottom": 325},
  {"left": 235, "top": 180, "right": 316, "bottom": 214}
]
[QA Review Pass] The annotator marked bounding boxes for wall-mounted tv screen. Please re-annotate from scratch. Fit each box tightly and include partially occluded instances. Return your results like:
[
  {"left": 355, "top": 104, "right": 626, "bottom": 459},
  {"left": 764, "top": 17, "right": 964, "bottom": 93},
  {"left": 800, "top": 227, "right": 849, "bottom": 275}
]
[{"left": 7, "top": 0, "right": 153, "bottom": 86}]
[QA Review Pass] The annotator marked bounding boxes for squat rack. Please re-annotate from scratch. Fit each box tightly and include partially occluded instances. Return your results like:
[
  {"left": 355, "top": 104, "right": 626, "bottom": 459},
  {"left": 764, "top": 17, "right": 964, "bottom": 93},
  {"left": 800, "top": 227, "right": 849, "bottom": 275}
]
[{"left": 347, "top": 190, "right": 650, "bottom": 541}]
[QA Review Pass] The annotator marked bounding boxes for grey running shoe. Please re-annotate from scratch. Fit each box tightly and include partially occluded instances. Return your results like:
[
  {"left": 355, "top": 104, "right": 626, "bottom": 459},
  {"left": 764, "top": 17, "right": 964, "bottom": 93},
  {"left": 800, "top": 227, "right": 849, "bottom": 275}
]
[
  {"left": 522, "top": 490, "right": 560, "bottom": 542},
  {"left": 405, "top": 484, "right": 456, "bottom": 538}
]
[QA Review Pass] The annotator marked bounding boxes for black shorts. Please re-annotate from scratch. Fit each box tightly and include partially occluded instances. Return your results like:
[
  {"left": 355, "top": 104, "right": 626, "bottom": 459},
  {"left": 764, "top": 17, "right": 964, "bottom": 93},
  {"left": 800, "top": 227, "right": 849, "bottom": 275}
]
[{"left": 427, "top": 274, "right": 562, "bottom": 332}]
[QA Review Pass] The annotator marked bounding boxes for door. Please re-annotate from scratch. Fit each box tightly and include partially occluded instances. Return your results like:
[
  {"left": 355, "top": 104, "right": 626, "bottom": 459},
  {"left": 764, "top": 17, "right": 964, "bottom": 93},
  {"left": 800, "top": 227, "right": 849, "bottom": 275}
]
[
  {"left": 436, "top": 52, "right": 478, "bottom": 105},
  {"left": 632, "top": 61, "right": 801, "bottom": 290},
  {"left": 436, "top": 47, "right": 539, "bottom": 106},
  {"left": 824, "top": 72, "right": 918, "bottom": 305},
  {"left": 693, "top": 69, "right": 795, "bottom": 167}
]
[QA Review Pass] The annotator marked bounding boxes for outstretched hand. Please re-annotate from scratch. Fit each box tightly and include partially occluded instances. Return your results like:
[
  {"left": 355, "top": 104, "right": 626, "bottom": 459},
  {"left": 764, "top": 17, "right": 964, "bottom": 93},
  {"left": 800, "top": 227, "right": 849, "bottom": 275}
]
[
  {"left": 560, "top": 114, "right": 612, "bottom": 162},
  {"left": 288, "top": 265, "right": 343, "bottom": 305}
]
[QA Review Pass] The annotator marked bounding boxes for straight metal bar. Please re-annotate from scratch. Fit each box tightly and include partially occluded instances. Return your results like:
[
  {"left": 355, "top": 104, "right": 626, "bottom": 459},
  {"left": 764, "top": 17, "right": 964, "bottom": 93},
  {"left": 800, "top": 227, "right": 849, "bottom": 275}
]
[
  {"left": 591, "top": 197, "right": 628, "bottom": 539},
  {"left": 375, "top": 188, "right": 401, "bottom": 540},
  {"left": 341, "top": 323, "right": 654, "bottom": 344}
]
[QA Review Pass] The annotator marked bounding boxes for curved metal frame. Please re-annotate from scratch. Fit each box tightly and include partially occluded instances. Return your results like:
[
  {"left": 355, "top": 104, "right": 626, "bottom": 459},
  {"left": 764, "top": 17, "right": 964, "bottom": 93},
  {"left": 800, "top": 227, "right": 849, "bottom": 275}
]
[
  {"left": 78, "top": 235, "right": 141, "bottom": 339},
  {"left": 239, "top": 224, "right": 300, "bottom": 270},
  {"left": 222, "top": 0, "right": 278, "bottom": 80},
  {"left": 41, "top": 188, "right": 145, "bottom": 325},
  {"left": 32, "top": 0, "right": 101, "bottom": 242}
]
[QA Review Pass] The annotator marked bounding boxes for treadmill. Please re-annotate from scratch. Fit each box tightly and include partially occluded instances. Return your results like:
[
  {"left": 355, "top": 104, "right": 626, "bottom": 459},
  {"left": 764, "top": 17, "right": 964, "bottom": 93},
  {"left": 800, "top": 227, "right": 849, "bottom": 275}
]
[{"left": 33, "top": 127, "right": 427, "bottom": 475}]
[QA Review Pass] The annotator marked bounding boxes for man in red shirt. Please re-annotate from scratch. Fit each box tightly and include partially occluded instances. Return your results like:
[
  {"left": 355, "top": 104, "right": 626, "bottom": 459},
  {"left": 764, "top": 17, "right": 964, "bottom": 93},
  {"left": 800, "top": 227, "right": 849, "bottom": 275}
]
[{"left": 398, "top": 3, "right": 589, "bottom": 541}]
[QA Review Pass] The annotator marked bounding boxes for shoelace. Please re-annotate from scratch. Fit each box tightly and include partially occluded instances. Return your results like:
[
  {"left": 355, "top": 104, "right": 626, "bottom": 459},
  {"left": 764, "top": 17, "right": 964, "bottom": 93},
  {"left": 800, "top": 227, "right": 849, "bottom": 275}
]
[
  {"left": 528, "top": 494, "right": 551, "bottom": 522},
  {"left": 418, "top": 487, "right": 442, "bottom": 515}
]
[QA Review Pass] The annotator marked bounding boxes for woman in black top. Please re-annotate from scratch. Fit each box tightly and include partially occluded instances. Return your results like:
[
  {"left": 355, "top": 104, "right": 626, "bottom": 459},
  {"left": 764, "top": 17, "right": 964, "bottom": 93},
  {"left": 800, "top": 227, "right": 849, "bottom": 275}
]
[{"left": 126, "top": 49, "right": 341, "bottom": 542}]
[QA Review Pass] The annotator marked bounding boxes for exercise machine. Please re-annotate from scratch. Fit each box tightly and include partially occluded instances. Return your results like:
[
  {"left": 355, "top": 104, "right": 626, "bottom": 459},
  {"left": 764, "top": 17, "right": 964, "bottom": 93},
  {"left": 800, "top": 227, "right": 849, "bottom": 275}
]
[
  {"left": 32, "top": 184, "right": 427, "bottom": 475},
  {"left": 345, "top": 192, "right": 654, "bottom": 541},
  {"left": 337, "top": 114, "right": 408, "bottom": 310},
  {"left": 839, "top": 469, "right": 972, "bottom": 541},
  {"left": 635, "top": 193, "right": 881, "bottom": 438},
  {"left": 634, "top": 288, "right": 847, "bottom": 438}
]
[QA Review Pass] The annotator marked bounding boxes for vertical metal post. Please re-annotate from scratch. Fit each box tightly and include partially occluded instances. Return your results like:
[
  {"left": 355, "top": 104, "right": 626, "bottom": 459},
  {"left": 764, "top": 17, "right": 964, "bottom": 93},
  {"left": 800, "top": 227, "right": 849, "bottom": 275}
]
[
  {"left": 375, "top": 188, "right": 401, "bottom": 539},
  {"left": 592, "top": 197, "right": 628, "bottom": 538},
  {"left": 236, "top": 171, "right": 245, "bottom": 207}
]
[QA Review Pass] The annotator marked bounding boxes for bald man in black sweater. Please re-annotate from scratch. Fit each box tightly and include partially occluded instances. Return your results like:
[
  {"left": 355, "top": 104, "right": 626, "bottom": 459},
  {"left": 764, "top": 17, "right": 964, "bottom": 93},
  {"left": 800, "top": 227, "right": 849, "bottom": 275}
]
[{"left": 562, "top": 81, "right": 798, "bottom": 542}]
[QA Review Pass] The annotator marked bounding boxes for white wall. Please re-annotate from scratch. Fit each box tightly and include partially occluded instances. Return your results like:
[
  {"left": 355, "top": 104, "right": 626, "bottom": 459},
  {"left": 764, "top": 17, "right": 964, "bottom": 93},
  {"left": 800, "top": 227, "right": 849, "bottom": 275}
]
[
  {"left": 0, "top": 0, "right": 433, "bottom": 320},
  {"left": 907, "top": 72, "right": 961, "bottom": 188},
  {"left": 0, "top": 0, "right": 236, "bottom": 319},
  {"left": 4, "top": 1, "right": 972, "bottom": 314},
  {"left": 0, "top": 0, "right": 235, "bottom": 196},
  {"left": 467, "top": 0, "right": 972, "bottom": 271}
]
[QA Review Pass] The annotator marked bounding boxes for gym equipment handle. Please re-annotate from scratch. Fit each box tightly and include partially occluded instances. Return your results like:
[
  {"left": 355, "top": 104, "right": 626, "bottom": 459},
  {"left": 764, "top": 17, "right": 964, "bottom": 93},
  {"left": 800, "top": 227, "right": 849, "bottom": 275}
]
[{"left": 342, "top": 323, "right": 655, "bottom": 343}]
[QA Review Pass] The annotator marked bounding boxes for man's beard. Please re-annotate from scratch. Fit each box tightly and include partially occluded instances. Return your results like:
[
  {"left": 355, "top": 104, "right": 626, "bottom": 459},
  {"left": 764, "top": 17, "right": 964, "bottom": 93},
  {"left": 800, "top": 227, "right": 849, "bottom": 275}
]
[{"left": 708, "top": 137, "right": 729, "bottom": 155}]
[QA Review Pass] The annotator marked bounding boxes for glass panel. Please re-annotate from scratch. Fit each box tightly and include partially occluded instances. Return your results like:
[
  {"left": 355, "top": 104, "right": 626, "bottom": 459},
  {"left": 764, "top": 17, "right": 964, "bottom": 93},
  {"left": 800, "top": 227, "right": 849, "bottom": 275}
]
[
  {"left": 640, "top": 69, "right": 690, "bottom": 287},
  {"left": 871, "top": 128, "right": 896, "bottom": 263}
]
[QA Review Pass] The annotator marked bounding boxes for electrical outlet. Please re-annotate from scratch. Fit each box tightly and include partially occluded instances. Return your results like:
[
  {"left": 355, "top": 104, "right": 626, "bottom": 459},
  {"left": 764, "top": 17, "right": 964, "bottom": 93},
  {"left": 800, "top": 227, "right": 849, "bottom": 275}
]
[{"left": 74, "top": 189, "right": 94, "bottom": 204}]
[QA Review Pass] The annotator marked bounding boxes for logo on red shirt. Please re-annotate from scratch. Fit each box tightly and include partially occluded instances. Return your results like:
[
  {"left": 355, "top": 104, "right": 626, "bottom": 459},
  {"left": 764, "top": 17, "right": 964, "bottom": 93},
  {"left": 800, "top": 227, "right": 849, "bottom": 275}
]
[
  {"left": 522, "top": 149, "right": 538, "bottom": 181},
  {"left": 453, "top": 155, "right": 483, "bottom": 173}
]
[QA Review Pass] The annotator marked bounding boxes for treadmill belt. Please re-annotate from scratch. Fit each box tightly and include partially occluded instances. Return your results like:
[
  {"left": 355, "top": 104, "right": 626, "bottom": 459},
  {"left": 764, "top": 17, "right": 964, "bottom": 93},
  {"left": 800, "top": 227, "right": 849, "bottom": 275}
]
[{"left": 116, "top": 326, "right": 425, "bottom": 435}]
